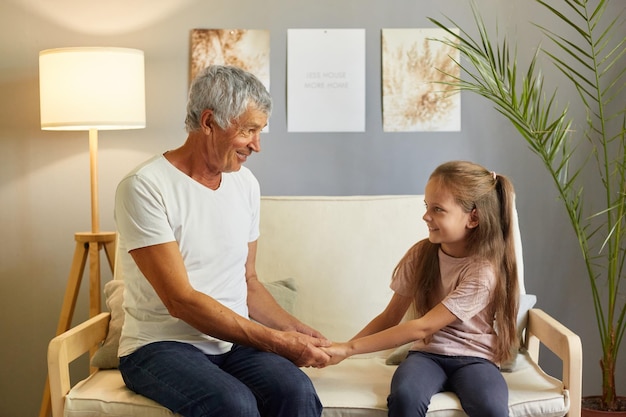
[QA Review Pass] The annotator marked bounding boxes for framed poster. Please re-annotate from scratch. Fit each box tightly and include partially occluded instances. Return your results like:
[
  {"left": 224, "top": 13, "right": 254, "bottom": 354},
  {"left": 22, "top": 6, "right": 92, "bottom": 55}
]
[
  {"left": 190, "top": 28, "right": 270, "bottom": 89},
  {"left": 382, "top": 28, "right": 460, "bottom": 132},
  {"left": 287, "top": 28, "right": 365, "bottom": 132}
]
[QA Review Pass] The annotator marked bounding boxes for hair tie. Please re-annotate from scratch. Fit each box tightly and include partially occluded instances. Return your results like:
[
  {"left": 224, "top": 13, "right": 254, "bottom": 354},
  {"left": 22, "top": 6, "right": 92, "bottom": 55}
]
[{"left": 491, "top": 171, "right": 497, "bottom": 181}]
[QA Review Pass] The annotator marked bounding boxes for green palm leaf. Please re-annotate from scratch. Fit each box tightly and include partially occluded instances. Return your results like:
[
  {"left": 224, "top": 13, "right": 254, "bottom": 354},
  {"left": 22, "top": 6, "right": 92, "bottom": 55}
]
[{"left": 429, "top": 0, "right": 626, "bottom": 410}]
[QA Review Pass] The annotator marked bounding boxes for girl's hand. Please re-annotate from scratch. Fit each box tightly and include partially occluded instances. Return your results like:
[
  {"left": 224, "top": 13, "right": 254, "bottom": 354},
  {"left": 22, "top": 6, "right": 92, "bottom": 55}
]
[{"left": 321, "top": 342, "right": 351, "bottom": 365}]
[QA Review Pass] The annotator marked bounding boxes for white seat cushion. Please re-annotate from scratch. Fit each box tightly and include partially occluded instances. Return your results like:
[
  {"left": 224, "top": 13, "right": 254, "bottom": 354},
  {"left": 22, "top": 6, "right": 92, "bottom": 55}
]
[
  {"left": 65, "top": 353, "right": 567, "bottom": 417},
  {"left": 65, "top": 370, "right": 178, "bottom": 417},
  {"left": 305, "top": 353, "right": 568, "bottom": 417}
]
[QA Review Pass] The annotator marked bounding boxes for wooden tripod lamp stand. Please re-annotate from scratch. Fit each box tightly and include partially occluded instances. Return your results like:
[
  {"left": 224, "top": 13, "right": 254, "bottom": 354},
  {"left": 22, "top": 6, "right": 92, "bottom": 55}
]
[{"left": 37, "top": 47, "right": 146, "bottom": 417}]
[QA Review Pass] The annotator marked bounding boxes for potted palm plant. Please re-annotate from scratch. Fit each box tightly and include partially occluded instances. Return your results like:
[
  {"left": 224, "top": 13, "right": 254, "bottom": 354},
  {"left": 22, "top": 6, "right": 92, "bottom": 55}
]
[{"left": 428, "top": 0, "right": 625, "bottom": 413}]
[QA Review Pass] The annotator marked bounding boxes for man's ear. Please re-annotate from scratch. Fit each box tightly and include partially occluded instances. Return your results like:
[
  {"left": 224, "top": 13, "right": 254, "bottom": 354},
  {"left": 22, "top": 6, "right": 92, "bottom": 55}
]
[
  {"left": 200, "top": 110, "right": 214, "bottom": 133},
  {"left": 467, "top": 208, "right": 479, "bottom": 229}
]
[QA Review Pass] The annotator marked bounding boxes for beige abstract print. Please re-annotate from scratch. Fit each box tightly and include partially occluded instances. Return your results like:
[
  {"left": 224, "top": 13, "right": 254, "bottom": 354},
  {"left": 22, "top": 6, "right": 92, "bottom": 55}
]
[
  {"left": 382, "top": 28, "right": 460, "bottom": 132},
  {"left": 189, "top": 29, "right": 270, "bottom": 89}
]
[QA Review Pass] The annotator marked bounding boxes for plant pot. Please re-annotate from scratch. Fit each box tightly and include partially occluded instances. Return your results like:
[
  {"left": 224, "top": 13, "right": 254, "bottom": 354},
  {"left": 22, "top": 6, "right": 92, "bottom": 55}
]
[{"left": 582, "top": 396, "right": 626, "bottom": 416}]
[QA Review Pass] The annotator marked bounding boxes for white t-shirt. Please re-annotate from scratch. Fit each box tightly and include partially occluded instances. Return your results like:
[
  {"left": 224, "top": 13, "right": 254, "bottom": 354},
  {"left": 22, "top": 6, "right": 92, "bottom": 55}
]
[
  {"left": 391, "top": 244, "right": 498, "bottom": 362},
  {"left": 114, "top": 155, "right": 260, "bottom": 356}
]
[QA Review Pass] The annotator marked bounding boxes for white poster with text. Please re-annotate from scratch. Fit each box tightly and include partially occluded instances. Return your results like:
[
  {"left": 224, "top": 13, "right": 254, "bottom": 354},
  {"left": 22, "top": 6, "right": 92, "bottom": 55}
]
[{"left": 287, "top": 29, "right": 365, "bottom": 132}]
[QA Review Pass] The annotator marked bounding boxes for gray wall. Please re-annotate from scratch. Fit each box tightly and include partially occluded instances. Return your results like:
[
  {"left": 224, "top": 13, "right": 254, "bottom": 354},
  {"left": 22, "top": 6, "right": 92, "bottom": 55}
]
[{"left": 0, "top": 0, "right": 623, "bottom": 416}]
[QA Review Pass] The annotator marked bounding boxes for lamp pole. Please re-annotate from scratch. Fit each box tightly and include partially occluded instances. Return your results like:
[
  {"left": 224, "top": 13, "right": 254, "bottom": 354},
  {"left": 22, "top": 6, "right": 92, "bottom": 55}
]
[
  {"left": 89, "top": 128, "right": 100, "bottom": 234},
  {"left": 38, "top": 47, "right": 145, "bottom": 417}
]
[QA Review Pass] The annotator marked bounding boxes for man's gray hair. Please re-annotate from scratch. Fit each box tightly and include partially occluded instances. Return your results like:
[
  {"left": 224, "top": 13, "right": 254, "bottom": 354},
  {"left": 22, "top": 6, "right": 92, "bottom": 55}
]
[{"left": 185, "top": 65, "right": 272, "bottom": 132}]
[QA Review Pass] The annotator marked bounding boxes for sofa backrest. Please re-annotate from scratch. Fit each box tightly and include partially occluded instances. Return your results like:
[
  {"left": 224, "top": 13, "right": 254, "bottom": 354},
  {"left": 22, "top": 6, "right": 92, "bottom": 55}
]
[
  {"left": 256, "top": 195, "right": 525, "bottom": 354},
  {"left": 111, "top": 195, "right": 524, "bottom": 360},
  {"left": 256, "top": 195, "right": 429, "bottom": 348}
]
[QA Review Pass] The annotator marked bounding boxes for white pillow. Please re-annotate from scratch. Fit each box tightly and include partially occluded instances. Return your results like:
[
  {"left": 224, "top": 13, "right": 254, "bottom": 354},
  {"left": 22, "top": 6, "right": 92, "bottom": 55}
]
[{"left": 90, "top": 280, "right": 124, "bottom": 369}]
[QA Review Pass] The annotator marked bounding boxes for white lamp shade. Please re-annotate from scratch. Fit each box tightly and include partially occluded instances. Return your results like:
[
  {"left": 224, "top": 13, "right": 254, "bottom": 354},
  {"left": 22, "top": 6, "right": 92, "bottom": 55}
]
[{"left": 39, "top": 47, "right": 146, "bottom": 131}]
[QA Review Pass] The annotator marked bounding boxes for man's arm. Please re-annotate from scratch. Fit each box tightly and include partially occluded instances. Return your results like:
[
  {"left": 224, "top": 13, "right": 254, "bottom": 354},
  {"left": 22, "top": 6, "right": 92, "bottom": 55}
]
[
  {"left": 129, "top": 241, "right": 330, "bottom": 367},
  {"left": 245, "top": 241, "right": 327, "bottom": 339}
]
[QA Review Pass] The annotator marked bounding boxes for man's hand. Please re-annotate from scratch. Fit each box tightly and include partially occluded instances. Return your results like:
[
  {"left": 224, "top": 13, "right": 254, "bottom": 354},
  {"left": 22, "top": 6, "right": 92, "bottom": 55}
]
[
  {"left": 290, "top": 322, "right": 329, "bottom": 342},
  {"left": 276, "top": 331, "right": 332, "bottom": 368}
]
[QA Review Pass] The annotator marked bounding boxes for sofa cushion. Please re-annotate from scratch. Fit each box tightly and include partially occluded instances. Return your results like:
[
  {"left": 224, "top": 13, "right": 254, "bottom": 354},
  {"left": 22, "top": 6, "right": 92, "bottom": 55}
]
[
  {"left": 304, "top": 353, "right": 568, "bottom": 417},
  {"left": 65, "top": 370, "right": 179, "bottom": 417},
  {"left": 66, "top": 353, "right": 568, "bottom": 417},
  {"left": 501, "top": 293, "right": 537, "bottom": 372},
  {"left": 261, "top": 277, "right": 298, "bottom": 315},
  {"left": 90, "top": 280, "right": 125, "bottom": 369}
]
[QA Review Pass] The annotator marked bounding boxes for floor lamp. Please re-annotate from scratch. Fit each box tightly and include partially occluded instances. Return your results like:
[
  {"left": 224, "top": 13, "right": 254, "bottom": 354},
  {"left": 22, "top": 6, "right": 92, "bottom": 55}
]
[{"left": 37, "top": 47, "right": 146, "bottom": 417}]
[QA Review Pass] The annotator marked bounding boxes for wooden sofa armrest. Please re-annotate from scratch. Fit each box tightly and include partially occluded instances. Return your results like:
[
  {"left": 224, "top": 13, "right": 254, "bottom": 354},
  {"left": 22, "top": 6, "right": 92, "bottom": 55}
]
[
  {"left": 48, "top": 312, "right": 111, "bottom": 417},
  {"left": 525, "top": 308, "right": 583, "bottom": 417}
]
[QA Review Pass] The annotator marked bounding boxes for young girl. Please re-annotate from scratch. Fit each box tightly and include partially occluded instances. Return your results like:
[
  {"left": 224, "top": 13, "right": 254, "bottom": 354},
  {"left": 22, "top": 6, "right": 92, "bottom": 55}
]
[{"left": 324, "top": 160, "right": 519, "bottom": 417}]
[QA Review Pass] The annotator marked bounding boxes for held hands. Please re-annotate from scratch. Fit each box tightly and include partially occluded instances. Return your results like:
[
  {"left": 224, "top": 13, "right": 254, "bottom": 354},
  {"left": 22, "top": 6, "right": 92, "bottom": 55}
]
[
  {"left": 280, "top": 335, "right": 352, "bottom": 368},
  {"left": 277, "top": 322, "right": 353, "bottom": 368},
  {"left": 279, "top": 330, "right": 332, "bottom": 368},
  {"left": 320, "top": 342, "right": 352, "bottom": 366}
]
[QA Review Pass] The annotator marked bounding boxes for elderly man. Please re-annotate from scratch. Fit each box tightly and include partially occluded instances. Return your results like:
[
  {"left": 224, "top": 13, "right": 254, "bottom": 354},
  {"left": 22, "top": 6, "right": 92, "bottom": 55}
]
[{"left": 114, "top": 65, "right": 329, "bottom": 417}]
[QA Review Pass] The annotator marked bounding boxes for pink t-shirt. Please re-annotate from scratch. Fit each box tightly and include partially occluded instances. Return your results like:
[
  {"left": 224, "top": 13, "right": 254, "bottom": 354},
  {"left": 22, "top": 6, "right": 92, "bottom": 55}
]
[{"left": 391, "top": 244, "right": 499, "bottom": 362}]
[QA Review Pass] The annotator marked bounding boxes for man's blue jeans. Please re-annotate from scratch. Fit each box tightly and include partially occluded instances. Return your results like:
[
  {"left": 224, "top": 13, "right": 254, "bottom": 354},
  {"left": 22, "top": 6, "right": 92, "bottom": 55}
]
[
  {"left": 119, "top": 341, "right": 322, "bottom": 417},
  {"left": 388, "top": 351, "right": 508, "bottom": 417}
]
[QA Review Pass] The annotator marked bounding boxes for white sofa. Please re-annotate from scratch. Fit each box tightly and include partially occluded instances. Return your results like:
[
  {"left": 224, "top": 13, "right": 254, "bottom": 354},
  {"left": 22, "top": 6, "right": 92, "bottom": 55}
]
[{"left": 48, "top": 195, "right": 582, "bottom": 417}]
